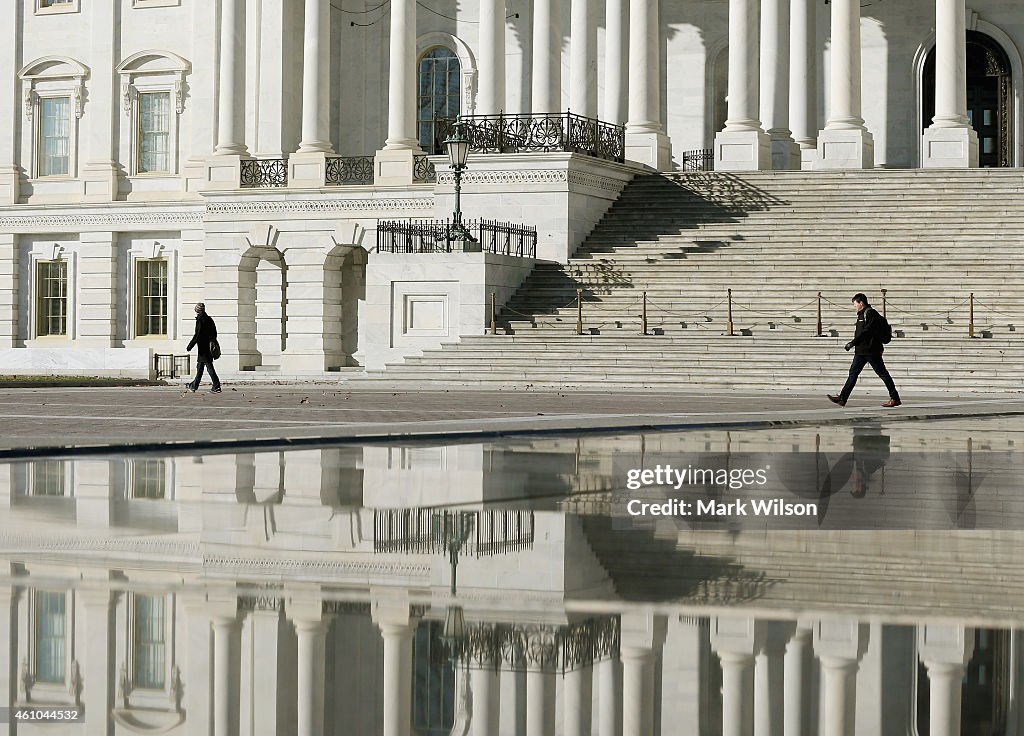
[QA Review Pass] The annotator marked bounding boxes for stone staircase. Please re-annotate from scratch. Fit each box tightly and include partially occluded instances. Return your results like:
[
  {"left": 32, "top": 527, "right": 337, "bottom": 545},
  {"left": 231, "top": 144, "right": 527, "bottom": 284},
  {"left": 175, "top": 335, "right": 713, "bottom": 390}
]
[{"left": 349, "top": 170, "right": 1024, "bottom": 392}]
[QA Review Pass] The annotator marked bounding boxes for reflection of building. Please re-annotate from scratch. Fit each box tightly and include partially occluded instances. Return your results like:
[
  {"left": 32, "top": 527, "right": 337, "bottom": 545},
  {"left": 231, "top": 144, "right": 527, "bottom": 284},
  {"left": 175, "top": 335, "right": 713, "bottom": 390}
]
[{"left": 1, "top": 444, "right": 1023, "bottom": 735}]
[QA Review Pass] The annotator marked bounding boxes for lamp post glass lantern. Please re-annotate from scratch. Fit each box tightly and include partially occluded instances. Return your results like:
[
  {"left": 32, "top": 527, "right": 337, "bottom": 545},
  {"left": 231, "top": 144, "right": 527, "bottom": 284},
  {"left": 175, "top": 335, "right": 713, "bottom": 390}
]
[{"left": 444, "top": 120, "right": 478, "bottom": 248}]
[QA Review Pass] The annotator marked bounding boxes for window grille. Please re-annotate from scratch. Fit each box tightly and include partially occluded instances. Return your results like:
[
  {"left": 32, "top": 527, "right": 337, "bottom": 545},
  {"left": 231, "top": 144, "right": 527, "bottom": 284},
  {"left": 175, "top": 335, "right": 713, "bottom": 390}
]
[
  {"left": 36, "top": 260, "right": 68, "bottom": 337},
  {"left": 135, "top": 259, "right": 168, "bottom": 336},
  {"left": 31, "top": 460, "right": 65, "bottom": 496},
  {"left": 417, "top": 47, "right": 461, "bottom": 153},
  {"left": 138, "top": 93, "right": 171, "bottom": 174},
  {"left": 34, "top": 591, "right": 66, "bottom": 684},
  {"left": 39, "top": 97, "right": 70, "bottom": 176},
  {"left": 132, "top": 459, "right": 166, "bottom": 500}
]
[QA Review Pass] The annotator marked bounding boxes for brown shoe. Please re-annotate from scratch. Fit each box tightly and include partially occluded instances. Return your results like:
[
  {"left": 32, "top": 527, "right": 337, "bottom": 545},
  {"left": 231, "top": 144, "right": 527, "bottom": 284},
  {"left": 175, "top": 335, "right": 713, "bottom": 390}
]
[
  {"left": 882, "top": 399, "right": 902, "bottom": 407},
  {"left": 827, "top": 394, "right": 846, "bottom": 407}
]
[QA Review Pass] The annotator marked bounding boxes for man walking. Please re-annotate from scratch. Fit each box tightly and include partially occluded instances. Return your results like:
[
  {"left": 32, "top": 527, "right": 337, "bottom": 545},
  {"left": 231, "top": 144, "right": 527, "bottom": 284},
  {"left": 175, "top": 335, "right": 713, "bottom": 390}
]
[
  {"left": 828, "top": 293, "right": 901, "bottom": 408},
  {"left": 184, "top": 302, "right": 222, "bottom": 394}
]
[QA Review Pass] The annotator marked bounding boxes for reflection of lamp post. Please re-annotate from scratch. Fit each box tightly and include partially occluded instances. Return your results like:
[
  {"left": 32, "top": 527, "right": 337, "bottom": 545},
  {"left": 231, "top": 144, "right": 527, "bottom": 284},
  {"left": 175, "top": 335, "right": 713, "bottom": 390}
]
[{"left": 444, "top": 119, "right": 479, "bottom": 251}]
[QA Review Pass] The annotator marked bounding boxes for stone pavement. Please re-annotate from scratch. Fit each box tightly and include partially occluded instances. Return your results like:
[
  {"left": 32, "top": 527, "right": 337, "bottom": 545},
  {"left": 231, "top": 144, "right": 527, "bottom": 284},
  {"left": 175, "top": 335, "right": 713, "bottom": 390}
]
[{"left": 2, "top": 385, "right": 1023, "bottom": 456}]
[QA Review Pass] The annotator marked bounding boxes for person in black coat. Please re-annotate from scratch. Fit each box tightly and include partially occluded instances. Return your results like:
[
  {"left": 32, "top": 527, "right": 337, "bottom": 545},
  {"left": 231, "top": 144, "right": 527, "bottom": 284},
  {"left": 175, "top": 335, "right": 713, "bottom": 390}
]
[
  {"left": 828, "top": 293, "right": 901, "bottom": 408},
  {"left": 184, "top": 302, "right": 221, "bottom": 393}
]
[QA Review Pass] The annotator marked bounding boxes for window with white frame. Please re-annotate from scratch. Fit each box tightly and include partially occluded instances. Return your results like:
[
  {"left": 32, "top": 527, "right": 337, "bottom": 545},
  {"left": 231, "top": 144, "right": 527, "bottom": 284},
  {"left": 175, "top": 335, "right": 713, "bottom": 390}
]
[
  {"left": 132, "top": 595, "right": 166, "bottom": 689},
  {"left": 31, "top": 460, "right": 66, "bottom": 496},
  {"left": 135, "top": 259, "right": 168, "bottom": 336},
  {"left": 36, "top": 0, "right": 79, "bottom": 14},
  {"left": 38, "top": 97, "right": 71, "bottom": 176},
  {"left": 36, "top": 260, "right": 68, "bottom": 337},
  {"left": 19, "top": 57, "right": 87, "bottom": 179},
  {"left": 33, "top": 591, "right": 67, "bottom": 684},
  {"left": 131, "top": 458, "right": 166, "bottom": 499},
  {"left": 133, "top": 0, "right": 181, "bottom": 7},
  {"left": 116, "top": 51, "right": 190, "bottom": 177}
]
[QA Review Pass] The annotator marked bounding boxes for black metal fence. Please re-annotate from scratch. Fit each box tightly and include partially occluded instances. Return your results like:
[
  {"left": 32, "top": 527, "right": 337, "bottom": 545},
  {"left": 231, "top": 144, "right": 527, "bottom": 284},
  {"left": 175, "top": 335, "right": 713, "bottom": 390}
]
[
  {"left": 412, "top": 155, "right": 437, "bottom": 183},
  {"left": 153, "top": 354, "right": 190, "bottom": 379},
  {"left": 434, "top": 112, "right": 625, "bottom": 162},
  {"left": 240, "top": 158, "right": 288, "bottom": 188},
  {"left": 372, "top": 508, "right": 535, "bottom": 557},
  {"left": 377, "top": 218, "right": 537, "bottom": 257},
  {"left": 682, "top": 148, "right": 714, "bottom": 171},
  {"left": 326, "top": 155, "right": 374, "bottom": 185}
]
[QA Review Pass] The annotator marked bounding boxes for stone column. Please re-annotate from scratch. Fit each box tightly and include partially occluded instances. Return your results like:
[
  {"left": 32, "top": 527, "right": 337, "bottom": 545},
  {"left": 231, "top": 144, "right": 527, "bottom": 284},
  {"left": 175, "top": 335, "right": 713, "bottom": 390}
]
[
  {"left": 211, "top": 606, "right": 241, "bottom": 736},
  {"left": 603, "top": 0, "right": 628, "bottom": 124},
  {"left": 470, "top": 665, "right": 500, "bottom": 736},
  {"left": 754, "top": 623, "right": 788, "bottom": 736},
  {"left": 373, "top": 593, "right": 414, "bottom": 736},
  {"left": 815, "top": 0, "right": 874, "bottom": 168},
  {"left": 598, "top": 657, "right": 622, "bottom": 736},
  {"left": 76, "top": 232, "right": 117, "bottom": 348},
  {"left": 478, "top": 0, "right": 507, "bottom": 115},
  {"left": 289, "top": 0, "right": 335, "bottom": 187},
  {"left": 80, "top": 0, "right": 119, "bottom": 201},
  {"left": 711, "top": 617, "right": 766, "bottom": 736},
  {"left": 922, "top": 0, "right": 978, "bottom": 167},
  {"left": 812, "top": 619, "right": 868, "bottom": 736},
  {"left": 374, "top": 0, "right": 420, "bottom": 185},
  {"left": 761, "top": 0, "right": 799, "bottom": 169},
  {"left": 288, "top": 596, "right": 329, "bottom": 736},
  {"left": 525, "top": 669, "right": 555, "bottom": 736},
  {"left": 0, "top": 0, "right": 19, "bottom": 204},
  {"left": 215, "top": 0, "right": 247, "bottom": 156},
  {"left": 621, "top": 613, "right": 667, "bottom": 736},
  {"left": 714, "top": 0, "right": 770, "bottom": 170},
  {"left": 625, "top": 0, "right": 672, "bottom": 168},
  {"left": 569, "top": 0, "right": 595, "bottom": 118},
  {"left": 564, "top": 665, "right": 593, "bottom": 736},
  {"left": 0, "top": 234, "right": 17, "bottom": 347},
  {"left": 789, "top": 0, "right": 818, "bottom": 167},
  {"left": 918, "top": 625, "right": 975, "bottom": 736},
  {"left": 80, "top": 588, "right": 118, "bottom": 736},
  {"left": 531, "top": 0, "right": 561, "bottom": 114},
  {"left": 784, "top": 624, "right": 812, "bottom": 736}
]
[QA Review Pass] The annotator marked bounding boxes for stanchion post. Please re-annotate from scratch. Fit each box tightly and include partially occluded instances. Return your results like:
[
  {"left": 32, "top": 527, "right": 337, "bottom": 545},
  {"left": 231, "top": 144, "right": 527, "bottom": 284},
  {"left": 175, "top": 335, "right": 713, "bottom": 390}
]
[
  {"left": 816, "top": 291, "right": 822, "bottom": 337},
  {"left": 642, "top": 291, "right": 648, "bottom": 335},
  {"left": 881, "top": 288, "right": 887, "bottom": 318},
  {"left": 576, "top": 288, "right": 583, "bottom": 335},
  {"left": 490, "top": 292, "right": 496, "bottom": 335},
  {"left": 969, "top": 292, "right": 975, "bottom": 338},
  {"left": 727, "top": 288, "right": 734, "bottom": 336}
]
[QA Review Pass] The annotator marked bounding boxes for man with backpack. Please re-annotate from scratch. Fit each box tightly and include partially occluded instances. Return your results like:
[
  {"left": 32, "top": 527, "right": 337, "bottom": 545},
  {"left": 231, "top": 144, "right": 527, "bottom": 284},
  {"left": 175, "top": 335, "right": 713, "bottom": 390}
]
[{"left": 827, "top": 293, "right": 902, "bottom": 408}]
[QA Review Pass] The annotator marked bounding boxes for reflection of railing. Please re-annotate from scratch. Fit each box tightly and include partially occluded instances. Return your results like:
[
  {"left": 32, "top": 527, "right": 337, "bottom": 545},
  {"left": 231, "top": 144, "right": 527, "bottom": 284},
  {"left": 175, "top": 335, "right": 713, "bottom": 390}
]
[
  {"left": 240, "top": 158, "right": 288, "bottom": 188},
  {"left": 435, "top": 112, "right": 625, "bottom": 162},
  {"left": 682, "top": 148, "right": 714, "bottom": 171},
  {"left": 326, "top": 156, "right": 374, "bottom": 185},
  {"left": 372, "top": 508, "right": 535, "bottom": 556},
  {"left": 413, "top": 155, "right": 437, "bottom": 183},
  {"left": 377, "top": 219, "right": 537, "bottom": 258},
  {"left": 153, "top": 354, "right": 190, "bottom": 379}
]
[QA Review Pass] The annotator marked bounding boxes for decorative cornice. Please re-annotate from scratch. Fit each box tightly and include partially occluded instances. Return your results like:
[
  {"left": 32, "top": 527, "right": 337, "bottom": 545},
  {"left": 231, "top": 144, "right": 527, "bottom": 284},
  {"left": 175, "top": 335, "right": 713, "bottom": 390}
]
[
  {"left": 202, "top": 555, "right": 431, "bottom": 579},
  {"left": 436, "top": 169, "right": 626, "bottom": 193},
  {"left": 0, "top": 534, "right": 199, "bottom": 557},
  {"left": 0, "top": 210, "right": 203, "bottom": 229},
  {"left": 205, "top": 198, "right": 434, "bottom": 216}
]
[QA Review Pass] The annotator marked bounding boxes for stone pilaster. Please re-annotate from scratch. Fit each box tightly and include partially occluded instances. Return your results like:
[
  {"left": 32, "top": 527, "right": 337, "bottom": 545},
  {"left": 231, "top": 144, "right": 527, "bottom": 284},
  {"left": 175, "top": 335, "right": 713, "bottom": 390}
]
[
  {"left": 0, "top": 0, "right": 20, "bottom": 204},
  {"left": 80, "top": 0, "right": 121, "bottom": 201},
  {"left": 80, "top": 587, "right": 119, "bottom": 736},
  {"left": 76, "top": 232, "right": 117, "bottom": 347},
  {"left": 0, "top": 234, "right": 18, "bottom": 347}
]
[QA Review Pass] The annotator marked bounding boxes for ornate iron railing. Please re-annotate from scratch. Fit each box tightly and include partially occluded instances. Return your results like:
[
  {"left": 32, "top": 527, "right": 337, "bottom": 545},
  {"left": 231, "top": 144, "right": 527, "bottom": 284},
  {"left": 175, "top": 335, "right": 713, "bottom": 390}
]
[
  {"left": 153, "top": 354, "right": 190, "bottom": 379},
  {"left": 682, "top": 148, "right": 714, "bottom": 171},
  {"left": 326, "top": 155, "right": 374, "bottom": 185},
  {"left": 377, "top": 218, "right": 537, "bottom": 257},
  {"left": 372, "top": 508, "right": 535, "bottom": 556},
  {"left": 413, "top": 154, "right": 437, "bottom": 183},
  {"left": 240, "top": 158, "right": 288, "bottom": 188},
  {"left": 434, "top": 112, "right": 625, "bottom": 162}
]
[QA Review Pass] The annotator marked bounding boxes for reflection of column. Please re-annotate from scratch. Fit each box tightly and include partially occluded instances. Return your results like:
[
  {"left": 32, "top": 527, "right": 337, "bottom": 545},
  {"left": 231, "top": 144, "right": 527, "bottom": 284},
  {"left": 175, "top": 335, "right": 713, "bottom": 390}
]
[
  {"left": 569, "top": 0, "right": 594, "bottom": 117},
  {"left": 289, "top": 597, "right": 328, "bottom": 736},
  {"left": 471, "top": 666, "right": 500, "bottom": 736},
  {"left": 815, "top": 0, "right": 874, "bottom": 168},
  {"left": 760, "top": 0, "right": 799, "bottom": 169},
  {"left": 212, "top": 609, "right": 241, "bottom": 736},
  {"left": 625, "top": 0, "right": 671, "bottom": 168},
  {"left": 564, "top": 665, "right": 593, "bottom": 736},
  {"left": 81, "top": 589, "right": 118, "bottom": 736},
  {"left": 525, "top": 669, "right": 555, "bottom": 736},
  {"left": 0, "top": 587, "right": 21, "bottom": 725},
  {"left": 182, "top": 596, "right": 214, "bottom": 735},
  {"left": 789, "top": 0, "right": 817, "bottom": 162},
  {"left": 754, "top": 623, "right": 788, "bottom": 736},
  {"left": 784, "top": 624, "right": 812, "bottom": 736},
  {"left": 918, "top": 625, "right": 975, "bottom": 736},
  {"left": 603, "top": 0, "right": 627, "bottom": 124},
  {"left": 714, "top": 0, "right": 770, "bottom": 170},
  {"left": 531, "top": 0, "right": 561, "bottom": 113},
  {"left": 373, "top": 594, "right": 414, "bottom": 736},
  {"left": 711, "top": 617, "right": 766, "bottom": 736},
  {"left": 922, "top": 0, "right": 978, "bottom": 167},
  {"left": 621, "top": 613, "right": 667, "bottom": 736},
  {"left": 478, "top": 0, "right": 507, "bottom": 115},
  {"left": 598, "top": 657, "right": 622, "bottom": 736},
  {"left": 813, "top": 620, "right": 868, "bottom": 736}
]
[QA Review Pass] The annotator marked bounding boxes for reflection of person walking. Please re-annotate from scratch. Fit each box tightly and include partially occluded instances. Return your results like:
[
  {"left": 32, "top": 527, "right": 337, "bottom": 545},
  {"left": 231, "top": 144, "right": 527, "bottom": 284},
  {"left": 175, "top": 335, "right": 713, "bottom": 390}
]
[
  {"left": 184, "top": 302, "right": 222, "bottom": 394},
  {"left": 828, "top": 293, "right": 901, "bottom": 408}
]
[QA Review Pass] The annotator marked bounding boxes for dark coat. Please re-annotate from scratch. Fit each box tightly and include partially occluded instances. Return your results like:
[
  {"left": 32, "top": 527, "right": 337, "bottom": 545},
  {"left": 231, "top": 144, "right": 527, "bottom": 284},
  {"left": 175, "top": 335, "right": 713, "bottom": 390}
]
[
  {"left": 849, "top": 306, "right": 884, "bottom": 355},
  {"left": 187, "top": 312, "right": 218, "bottom": 363}
]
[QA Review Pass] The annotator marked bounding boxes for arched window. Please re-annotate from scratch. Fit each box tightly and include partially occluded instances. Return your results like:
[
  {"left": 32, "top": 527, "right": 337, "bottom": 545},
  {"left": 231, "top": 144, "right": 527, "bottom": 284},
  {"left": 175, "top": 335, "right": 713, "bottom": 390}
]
[{"left": 417, "top": 47, "right": 461, "bottom": 154}]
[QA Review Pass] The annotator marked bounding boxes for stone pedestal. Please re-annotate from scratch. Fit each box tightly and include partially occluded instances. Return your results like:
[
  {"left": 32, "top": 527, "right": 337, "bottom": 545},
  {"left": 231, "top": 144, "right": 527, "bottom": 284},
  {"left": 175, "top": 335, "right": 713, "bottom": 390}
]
[
  {"left": 922, "top": 127, "right": 979, "bottom": 168},
  {"left": 625, "top": 130, "right": 673, "bottom": 170},
  {"left": 205, "top": 155, "right": 246, "bottom": 191},
  {"left": 816, "top": 129, "right": 874, "bottom": 170},
  {"left": 288, "top": 151, "right": 330, "bottom": 189},
  {"left": 374, "top": 149, "right": 416, "bottom": 186},
  {"left": 714, "top": 130, "right": 772, "bottom": 171},
  {"left": 770, "top": 134, "right": 802, "bottom": 171}
]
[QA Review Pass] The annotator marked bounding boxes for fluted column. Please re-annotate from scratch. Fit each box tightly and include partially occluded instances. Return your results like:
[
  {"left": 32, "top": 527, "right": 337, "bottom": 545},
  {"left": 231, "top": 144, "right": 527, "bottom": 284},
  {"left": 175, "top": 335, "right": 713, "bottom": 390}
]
[
  {"left": 81, "top": 589, "right": 119, "bottom": 736},
  {"left": 813, "top": 620, "right": 868, "bottom": 736},
  {"left": 215, "top": 0, "right": 247, "bottom": 155},
  {"left": 374, "top": 0, "right": 420, "bottom": 184},
  {"left": 714, "top": 0, "right": 770, "bottom": 170},
  {"left": 531, "top": 0, "right": 561, "bottom": 113},
  {"left": 918, "top": 625, "right": 975, "bottom": 736},
  {"left": 761, "top": 0, "right": 799, "bottom": 169},
  {"left": 212, "top": 612, "right": 241, "bottom": 736},
  {"left": 603, "top": 0, "right": 627, "bottom": 124},
  {"left": 569, "top": 0, "right": 595, "bottom": 117},
  {"left": 478, "top": 0, "right": 506, "bottom": 115},
  {"left": 815, "top": 0, "right": 873, "bottom": 168},
  {"left": 789, "top": 0, "right": 818, "bottom": 166},
  {"left": 598, "top": 657, "right": 622, "bottom": 736},
  {"left": 564, "top": 665, "right": 593, "bottom": 736},
  {"left": 292, "top": 613, "right": 328, "bottom": 736},
  {"left": 784, "top": 625, "right": 812, "bottom": 736},
  {"left": 625, "top": 0, "right": 671, "bottom": 168},
  {"left": 297, "top": 0, "right": 333, "bottom": 152},
  {"left": 922, "top": 0, "right": 978, "bottom": 167},
  {"left": 525, "top": 668, "right": 555, "bottom": 736}
]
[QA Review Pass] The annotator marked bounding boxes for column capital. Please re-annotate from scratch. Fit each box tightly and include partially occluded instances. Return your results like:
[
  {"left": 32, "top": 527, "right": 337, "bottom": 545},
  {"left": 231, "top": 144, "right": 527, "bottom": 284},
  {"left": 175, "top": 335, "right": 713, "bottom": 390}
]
[
  {"left": 918, "top": 624, "right": 975, "bottom": 667},
  {"left": 371, "top": 589, "right": 414, "bottom": 629},
  {"left": 711, "top": 616, "right": 766, "bottom": 657},
  {"left": 812, "top": 618, "right": 869, "bottom": 662}
]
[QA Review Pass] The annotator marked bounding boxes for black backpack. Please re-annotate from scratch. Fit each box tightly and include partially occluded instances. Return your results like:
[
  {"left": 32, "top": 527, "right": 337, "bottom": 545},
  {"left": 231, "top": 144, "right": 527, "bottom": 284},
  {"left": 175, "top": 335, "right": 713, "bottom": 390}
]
[{"left": 874, "top": 309, "right": 893, "bottom": 344}]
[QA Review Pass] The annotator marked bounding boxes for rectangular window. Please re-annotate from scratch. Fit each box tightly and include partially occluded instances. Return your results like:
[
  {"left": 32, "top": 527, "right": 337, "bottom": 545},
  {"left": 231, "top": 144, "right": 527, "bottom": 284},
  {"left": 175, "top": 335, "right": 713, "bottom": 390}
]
[
  {"left": 36, "top": 260, "right": 68, "bottom": 337},
  {"left": 40, "top": 0, "right": 75, "bottom": 6},
  {"left": 34, "top": 591, "right": 66, "bottom": 684},
  {"left": 133, "top": 596, "right": 166, "bottom": 689},
  {"left": 31, "top": 460, "right": 65, "bottom": 496},
  {"left": 132, "top": 459, "right": 166, "bottom": 499},
  {"left": 39, "top": 97, "right": 71, "bottom": 177},
  {"left": 138, "top": 93, "right": 171, "bottom": 174},
  {"left": 135, "top": 259, "right": 168, "bottom": 336}
]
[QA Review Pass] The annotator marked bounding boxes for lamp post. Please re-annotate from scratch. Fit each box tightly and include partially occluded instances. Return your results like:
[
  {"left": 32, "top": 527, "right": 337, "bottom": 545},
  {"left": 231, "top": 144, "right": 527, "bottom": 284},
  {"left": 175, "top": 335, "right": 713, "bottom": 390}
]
[{"left": 444, "top": 119, "right": 480, "bottom": 251}]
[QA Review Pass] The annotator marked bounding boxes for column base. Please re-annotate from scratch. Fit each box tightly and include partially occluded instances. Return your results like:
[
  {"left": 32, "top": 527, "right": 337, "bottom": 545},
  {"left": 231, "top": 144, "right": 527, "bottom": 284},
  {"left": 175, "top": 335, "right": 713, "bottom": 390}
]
[
  {"left": 799, "top": 144, "right": 818, "bottom": 171},
  {"left": 0, "top": 164, "right": 20, "bottom": 205},
  {"left": 624, "top": 129, "right": 673, "bottom": 171},
  {"left": 770, "top": 136, "right": 802, "bottom": 171},
  {"left": 80, "top": 161, "right": 121, "bottom": 202},
  {"left": 815, "top": 129, "right": 875, "bottom": 169},
  {"left": 922, "top": 126, "right": 979, "bottom": 168},
  {"left": 204, "top": 154, "right": 247, "bottom": 191},
  {"left": 288, "top": 151, "right": 330, "bottom": 188},
  {"left": 374, "top": 148, "right": 419, "bottom": 186},
  {"left": 713, "top": 129, "right": 771, "bottom": 171}
]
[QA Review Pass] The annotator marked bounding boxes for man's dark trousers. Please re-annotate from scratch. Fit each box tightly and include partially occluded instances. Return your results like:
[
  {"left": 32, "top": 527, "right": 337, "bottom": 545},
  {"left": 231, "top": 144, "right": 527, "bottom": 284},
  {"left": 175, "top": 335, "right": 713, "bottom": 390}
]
[
  {"left": 840, "top": 354, "right": 900, "bottom": 403},
  {"left": 188, "top": 359, "right": 221, "bottom": 391}
]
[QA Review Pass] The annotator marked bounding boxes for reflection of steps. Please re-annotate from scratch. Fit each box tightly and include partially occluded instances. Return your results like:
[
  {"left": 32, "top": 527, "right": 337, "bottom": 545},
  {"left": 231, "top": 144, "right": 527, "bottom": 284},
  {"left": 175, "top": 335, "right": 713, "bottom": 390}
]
[{"left": 348, "top": 170, "right": 1024, "bottom": 391}]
